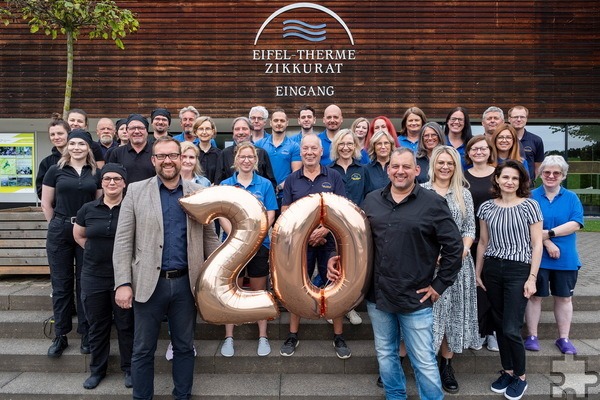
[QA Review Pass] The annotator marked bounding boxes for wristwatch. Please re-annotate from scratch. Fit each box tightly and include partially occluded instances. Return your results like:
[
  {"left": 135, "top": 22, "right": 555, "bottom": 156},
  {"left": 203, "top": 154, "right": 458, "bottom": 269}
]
[{"left": 548, "top": 229, "right": 556, "bottom": 238}]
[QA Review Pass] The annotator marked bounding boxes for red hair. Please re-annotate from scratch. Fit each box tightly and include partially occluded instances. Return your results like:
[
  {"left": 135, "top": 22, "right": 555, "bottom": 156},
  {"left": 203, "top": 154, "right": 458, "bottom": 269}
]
[{"left": 364, "top": 116, "right": 398, "bottom": 149}]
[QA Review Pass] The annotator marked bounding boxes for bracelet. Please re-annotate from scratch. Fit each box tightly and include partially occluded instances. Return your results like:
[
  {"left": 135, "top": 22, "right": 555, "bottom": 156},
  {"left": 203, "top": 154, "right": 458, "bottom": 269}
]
[{"left": 529, "top": 273, "right": 537, "bottom": 279}]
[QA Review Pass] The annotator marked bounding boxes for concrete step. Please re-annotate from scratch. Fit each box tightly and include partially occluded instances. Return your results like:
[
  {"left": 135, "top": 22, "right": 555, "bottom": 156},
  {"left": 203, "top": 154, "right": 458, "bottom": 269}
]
[
  {"left": 1, "top": 309, "right": 599, "bottom": 342},
  {"left": 0, "top": 338, "right": 598, "bottom": 376},
  {"left": 2, "top": 281, "right": 600, "bottom": 312},
  {"left": 0, "top": 371, "right": 596, "bottom": 399}
]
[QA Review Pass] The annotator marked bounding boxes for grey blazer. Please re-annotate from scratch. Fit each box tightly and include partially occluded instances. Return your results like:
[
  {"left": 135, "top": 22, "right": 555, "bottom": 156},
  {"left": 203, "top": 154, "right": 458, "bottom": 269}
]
[{"left": 113, "top": 176, "right": 221, "bottom": 303}]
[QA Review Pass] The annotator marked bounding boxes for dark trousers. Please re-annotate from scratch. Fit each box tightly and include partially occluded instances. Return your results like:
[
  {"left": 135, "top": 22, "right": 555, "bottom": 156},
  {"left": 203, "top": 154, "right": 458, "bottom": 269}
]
[
  {"left": 307, "top": 237, "right": 336, "bottom": 283},
  {"left": 81, "top": 275, "right": 134, "bottom": 375},
  {"left": 483, "top": 257, "right": 530, "bottom": 376},
  {"left": 131, "top": 275, "right": 197, "bottom": 400},
  {"left": 46, "top": 218, "right": 88, "bottom": 336}
]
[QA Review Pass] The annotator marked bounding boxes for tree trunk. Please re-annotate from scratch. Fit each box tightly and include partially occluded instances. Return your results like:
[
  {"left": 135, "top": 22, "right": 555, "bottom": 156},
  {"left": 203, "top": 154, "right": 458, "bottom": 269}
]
[{"left": 62, "top": 30, "right": 74, "bottom": 119}]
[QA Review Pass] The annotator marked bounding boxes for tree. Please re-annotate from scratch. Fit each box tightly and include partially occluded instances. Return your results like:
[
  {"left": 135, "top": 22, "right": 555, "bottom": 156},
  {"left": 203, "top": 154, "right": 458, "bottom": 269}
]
[{"left": 1, "top": 0, "right": 139, "bottom": 117}]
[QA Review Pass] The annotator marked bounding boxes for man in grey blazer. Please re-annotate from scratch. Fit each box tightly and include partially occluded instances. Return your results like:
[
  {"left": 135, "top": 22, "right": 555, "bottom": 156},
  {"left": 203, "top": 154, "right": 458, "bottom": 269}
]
[{"left": 113, "top": 137, "right": 220, "bottom": 400}]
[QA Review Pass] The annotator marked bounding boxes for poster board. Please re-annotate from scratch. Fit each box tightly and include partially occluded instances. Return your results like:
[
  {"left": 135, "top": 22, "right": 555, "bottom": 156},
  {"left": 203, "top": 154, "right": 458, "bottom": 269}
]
[{"left": 0, "top": 133, "right": 36, "bottom": 203}]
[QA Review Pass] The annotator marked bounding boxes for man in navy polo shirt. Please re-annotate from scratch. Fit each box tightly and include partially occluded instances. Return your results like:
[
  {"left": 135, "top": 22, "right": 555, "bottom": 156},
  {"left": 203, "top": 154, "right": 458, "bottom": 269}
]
[
  {"left": 255, "top": 108, "right": 301, "bottom": 210},
  {"left": 279, "top": 134, "right": 352, "bottom": 360}
]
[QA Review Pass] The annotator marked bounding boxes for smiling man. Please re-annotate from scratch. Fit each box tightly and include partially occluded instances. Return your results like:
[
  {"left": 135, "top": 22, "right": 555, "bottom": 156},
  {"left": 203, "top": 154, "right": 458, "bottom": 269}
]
[
  {"left": 107, "top": 114, "right": 156, "bottom": 184},
  {"left": 113, "top": 137, "right": 220, "bottom": 400},
  {"left": 173, "top": 106, "right": 200, "bottom": 145},
  {"left": 318, "top": 104, "right": 344, "bottom": 166},
  {"left": 328, "top": 147, "right": 463, "bottom": 400}
]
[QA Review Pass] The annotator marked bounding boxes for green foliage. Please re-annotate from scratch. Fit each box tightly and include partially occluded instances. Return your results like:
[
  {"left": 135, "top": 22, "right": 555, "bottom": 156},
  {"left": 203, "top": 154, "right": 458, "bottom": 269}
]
[
  {"left": 1, "top": 0, "right": 139, "bottom": 49},
  {"left": 582, "top": 218, "right": 600, "bottom": 232}
]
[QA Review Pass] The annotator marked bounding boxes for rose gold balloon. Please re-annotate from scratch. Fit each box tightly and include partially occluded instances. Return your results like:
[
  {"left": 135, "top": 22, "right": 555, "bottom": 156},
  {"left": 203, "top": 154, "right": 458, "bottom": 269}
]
[
  {"left": 270, "top": 192, "right": 372, "bottom": 320},
  {"left": 179, "top": 186, "right": 279, "bottom": 324}
]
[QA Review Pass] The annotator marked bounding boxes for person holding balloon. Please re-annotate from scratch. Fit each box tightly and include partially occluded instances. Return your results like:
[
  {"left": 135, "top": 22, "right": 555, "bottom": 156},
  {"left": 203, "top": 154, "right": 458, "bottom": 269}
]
[{"left": 219, "top": 142, "right": 278, "bottom": 358}]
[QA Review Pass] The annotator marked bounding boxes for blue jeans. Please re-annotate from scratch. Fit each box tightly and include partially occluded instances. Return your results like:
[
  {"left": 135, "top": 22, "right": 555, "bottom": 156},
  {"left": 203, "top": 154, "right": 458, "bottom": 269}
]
[
  {"left": 367, "top": 302, "right": 443, "bottom": 400},
  {"left": 131, "top": 275, "right": 197, "bottom": 400},
  {"left": 483, "top": 257, "right": 530, "bottom": 376}
]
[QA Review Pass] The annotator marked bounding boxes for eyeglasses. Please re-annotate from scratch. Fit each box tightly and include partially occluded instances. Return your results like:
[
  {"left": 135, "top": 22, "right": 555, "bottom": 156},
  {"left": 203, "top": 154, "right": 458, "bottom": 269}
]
[
  {"left": 196, "top": 128, "right": 213, "bottom": 133},
  {"left": 436, "top": 161, "right": 456, "bottom": 168},
  {"left": 542, "top": 171, "right": 562, "bottom": 177},
  {"left": 497, "top": 136, "right": 513, "bottom": 141},
  {"left": 449, "top": 117, "right": 464, "bottom": 123},
  {"left": 338, "top": 142, "right": 355, "bottom": 148},
  {"left": 470, "top": 146, "right": 489, "bottom": 153},
  {"left": 102, "top": 176, "right": 124, "bottom": 183},
  {"left": 128, "top": 126, "right": 146, "bottom": 132},
  {"left": 153, "top": 153, "right": 180, "bottom": 160},
  {"left": 237, "top": 155, "right": 255, "bottom": 161},
  {"left": 250, "top": 117, "right": 265, "bottom": 121},
  {"left": 422, "top": 134, "right": 438, "bottom": 139},
  {"left": 510, "top": 115, "right": 527, "bottom": 120}
]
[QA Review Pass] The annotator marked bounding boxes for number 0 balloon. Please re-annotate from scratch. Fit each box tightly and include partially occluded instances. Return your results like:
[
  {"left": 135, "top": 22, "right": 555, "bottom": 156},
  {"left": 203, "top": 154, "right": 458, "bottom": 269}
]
[
  {"left": 270, "top": 193, "right": 372, "bottom": 320},
  {"left": 179, "top": 186, "right": 279, "bottom": 324}
]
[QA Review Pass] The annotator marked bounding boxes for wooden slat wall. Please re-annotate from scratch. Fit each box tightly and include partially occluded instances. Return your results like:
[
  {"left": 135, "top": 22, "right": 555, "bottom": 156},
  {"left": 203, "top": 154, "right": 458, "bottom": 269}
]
[{"left": 0, "top": 1, "right": 598, "bottom": 120}]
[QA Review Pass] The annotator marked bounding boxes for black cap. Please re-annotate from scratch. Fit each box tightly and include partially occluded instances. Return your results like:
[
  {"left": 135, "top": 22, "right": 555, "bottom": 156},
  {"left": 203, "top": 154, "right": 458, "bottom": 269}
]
[
  {"left": 115, "top": 118, "right": 127, "bottom": 131},
  {"left": 67, "top": 129, "right": 94, "bottom": 147},
  {"left": 126, "top": 114, "right": 149, "bottom": 130},
  {"left": 101, "top": 163, "right": 127, "bottom": 182},
  {"left": 151, "top": 108, "right": 172, "bottom": 125}
]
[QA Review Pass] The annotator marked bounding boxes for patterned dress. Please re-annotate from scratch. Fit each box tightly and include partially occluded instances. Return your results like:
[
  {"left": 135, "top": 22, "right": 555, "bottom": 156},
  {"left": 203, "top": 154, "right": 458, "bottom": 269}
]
[{"left": 421, "top": 182, "right": 480, "bottom": 353}]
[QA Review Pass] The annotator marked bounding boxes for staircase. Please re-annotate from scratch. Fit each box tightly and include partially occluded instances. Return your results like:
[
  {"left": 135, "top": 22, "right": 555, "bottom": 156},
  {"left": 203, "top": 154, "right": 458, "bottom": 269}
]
[{"left": 0, "top": 234, "right": 599, "bottom": 399}]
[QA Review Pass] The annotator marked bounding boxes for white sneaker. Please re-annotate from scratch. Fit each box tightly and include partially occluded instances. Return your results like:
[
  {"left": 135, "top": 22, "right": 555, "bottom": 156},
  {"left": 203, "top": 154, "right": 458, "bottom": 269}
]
[
  {"left": 220, "top": 337, "right": 234, "bottom": 357},
  {"left": 326, "top": 319, "right": 333, "bottom": 324},
  {"left": 470, "top": 337, "right": 484, "bottom": 350},
  {"left": 487, "top": 333, "right": 499, "bottom": 352},
  {"left": 345, "top": 310, "right": 362, "bottom": 325},
  {"left": 165, "top": 342, "right": 173, "bottom": 361},
  {"left": 257, "top": 337, "right": 271, "bottom": 356}
]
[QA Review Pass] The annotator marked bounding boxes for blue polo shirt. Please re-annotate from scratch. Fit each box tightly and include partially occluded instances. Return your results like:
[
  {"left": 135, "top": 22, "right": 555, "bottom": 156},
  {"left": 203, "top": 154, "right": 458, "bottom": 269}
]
[
  {"left": 318, "top": 130, "right": 334, "bottom": 166},
  {"left": 398, "top": 135, "right": 419, "bottom": 153},
  {"left": 364, "top": 160, "right": 389, "bottom": 193},
  {"left": 290, "top": 132, "right": 303, "bottom": 144},
  {"left": 282, "top": 165, "right": 346, "bottom": 206},
  {"left": 532, "top": 186, "right": 584, "bottom": 271},
  {"left": 172, "top": 132, "right": 199, "bottom": 145},
  {"left": 255, "top": 135, "right": 301, "bottom": 186},
  {"left": 329, "top": 161, "right": 370, "bottom": 206},
  {"left": 446, "top": 136, "right": 469, "bottom": 171},
  {"left": 221, "top": 172, "right": 278, "bottom": 248},
  {"left": 158, "top": 178, "right": 188, "bottom": 271}
]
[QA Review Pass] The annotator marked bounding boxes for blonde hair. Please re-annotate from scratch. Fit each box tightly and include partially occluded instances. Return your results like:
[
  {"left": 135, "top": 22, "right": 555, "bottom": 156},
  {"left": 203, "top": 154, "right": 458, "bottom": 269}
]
[
  {"left": 330, "top": 129, "right": 361, "bottom": 162},
  {"left": 367, "top": 130, "right": 396, "bottom": 161},
  {"left": 180, "top": 141, "right": 206, "bottom": 177},
  {"left": 57, "top": 140, "right": 97, "bottom": 174},
  {"left": 429, "top": 146, "right": 469, "bottom": 218},
  {"left": 234, "top": 142, "right": 259, "bottom": 172}
]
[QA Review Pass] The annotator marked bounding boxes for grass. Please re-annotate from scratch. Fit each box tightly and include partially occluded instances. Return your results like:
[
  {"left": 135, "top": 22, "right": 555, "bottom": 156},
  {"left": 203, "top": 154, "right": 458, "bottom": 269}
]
[{"left": 583, "top": 218, "right": 600, "bottom": 232}]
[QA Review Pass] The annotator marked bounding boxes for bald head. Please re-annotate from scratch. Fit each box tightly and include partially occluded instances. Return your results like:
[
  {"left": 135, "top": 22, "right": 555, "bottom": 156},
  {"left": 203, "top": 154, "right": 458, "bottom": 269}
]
[{"left": 323, "top": 104, "right": 343, "bottom": 137}]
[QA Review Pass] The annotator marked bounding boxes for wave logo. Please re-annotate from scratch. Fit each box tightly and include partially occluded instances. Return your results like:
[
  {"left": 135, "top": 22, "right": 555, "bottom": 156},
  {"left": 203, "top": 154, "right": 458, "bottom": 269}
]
[
  {"left": 254, "top": 2, "right": 354, "bottom": 45},
  {"left": 283, "top": 20, "right": 326, "bottom": 42}
]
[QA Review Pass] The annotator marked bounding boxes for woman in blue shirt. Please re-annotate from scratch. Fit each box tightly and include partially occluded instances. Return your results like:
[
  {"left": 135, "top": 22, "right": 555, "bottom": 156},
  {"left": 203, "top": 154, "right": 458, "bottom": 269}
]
[
  {"left": 219, "top": 142, "right": 278, "bottom": 358},
  {"left": 526, "top": 155, "right": 584, "bottom": 355}
]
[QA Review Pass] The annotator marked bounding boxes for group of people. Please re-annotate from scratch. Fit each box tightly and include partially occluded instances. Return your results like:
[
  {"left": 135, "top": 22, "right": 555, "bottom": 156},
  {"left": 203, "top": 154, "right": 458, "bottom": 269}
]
[{"left": 36, "top": 103, "right": 583, "bottom": 400}]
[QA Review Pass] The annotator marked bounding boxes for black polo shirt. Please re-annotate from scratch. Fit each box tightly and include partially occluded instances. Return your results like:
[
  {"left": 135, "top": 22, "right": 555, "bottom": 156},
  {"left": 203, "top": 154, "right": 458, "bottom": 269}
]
[
  {"left": 199, "top": 145, "right": 222, "bottom": 184},
  {"left": 36, "top": 147, "right": 62, "bottom": 199},
  {"left": 76, "top": 197, "right": 121, "bottom": 278},
  {"left": 42, "top": 164, "right": 100, "bottom": 218},
  {"left": 362, "top": 183, "right": 463, "bottom": 313},
  {"left": 106, "top": 141, "right": 155, "bottom": 184}
]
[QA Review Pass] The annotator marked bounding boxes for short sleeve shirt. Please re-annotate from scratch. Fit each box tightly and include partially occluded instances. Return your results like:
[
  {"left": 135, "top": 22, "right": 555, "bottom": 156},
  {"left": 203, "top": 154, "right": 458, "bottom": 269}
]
[
  {"left": 42, "top": 164, "right": 100, "bottom": 217},
  {"left": 282, "top": 165, "right": 346, "bottom": 206}
]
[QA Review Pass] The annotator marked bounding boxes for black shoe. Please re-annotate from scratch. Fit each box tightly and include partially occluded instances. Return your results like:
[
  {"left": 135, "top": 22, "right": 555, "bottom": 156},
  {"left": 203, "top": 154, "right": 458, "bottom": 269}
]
[
  {"left": 80, "top": 333, "right": 90, "bottom": 354},
  {"left": 439, "top": 357, "right": 459, "bottom": 393},
  {"left": 47, "top": 335, "right": 68, "bottom": 358},
  {"left": 376, "top": 376, "right": 383, "bottom": 388},
  {"left": 83, "top": 373, "right": 105, "bottom": 389},
  {"left": 124, "top": 371, "right": 133, "bottom": 388}
]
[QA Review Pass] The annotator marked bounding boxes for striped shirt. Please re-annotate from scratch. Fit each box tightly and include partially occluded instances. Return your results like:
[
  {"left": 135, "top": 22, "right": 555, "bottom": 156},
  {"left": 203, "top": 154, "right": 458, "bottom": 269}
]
[{"left": 478, "top": 198, "right": 543, "bottom": 264}]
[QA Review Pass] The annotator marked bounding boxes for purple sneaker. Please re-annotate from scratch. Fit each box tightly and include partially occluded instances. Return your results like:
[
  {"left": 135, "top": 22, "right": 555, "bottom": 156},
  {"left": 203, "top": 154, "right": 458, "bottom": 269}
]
[
  {"left": 555, "top": 338, "right": 577, "bottom": 355},
  {"left": 524, "top": 335, "right": 540, "bottom": 351}
]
